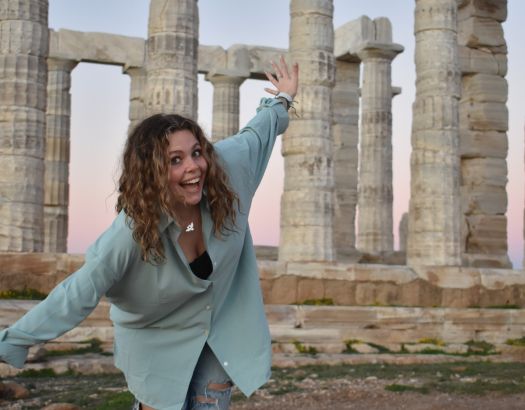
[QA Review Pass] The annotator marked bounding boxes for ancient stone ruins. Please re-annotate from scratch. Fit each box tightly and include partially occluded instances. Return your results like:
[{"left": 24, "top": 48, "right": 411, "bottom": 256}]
[{"left": 0, "top": 0, "right": 524, "bottom": 357}]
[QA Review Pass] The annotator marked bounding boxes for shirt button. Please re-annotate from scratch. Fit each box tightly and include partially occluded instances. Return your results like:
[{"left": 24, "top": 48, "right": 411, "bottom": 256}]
[
  {"left": 203, "top": 329, "right": 208, "bottom": 336},
  {"left": 223, "top": 361, "right": 228, "bottom": 367},
  {"left": 205, "top": 305, "right": 211, "bottom": 310}
]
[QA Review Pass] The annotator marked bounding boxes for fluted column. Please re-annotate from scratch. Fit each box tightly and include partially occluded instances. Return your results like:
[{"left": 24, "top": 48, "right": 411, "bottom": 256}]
[
  {"left": 0, "top": 0, "right": 49, "bottom": 251},
  {"left": 145, "top": 0, "right": 198, "bottom": 119},
  {"left": 44, "top": 57, "right": 77, "bottom": 253},
  {"left": 407, "top": 0, "right": 462, "bottom": 266},
  {"left": 206, "top": 72, "right": 246, "bottom": 141},
  {"left": 332, "top": 60, "right": 360, "bottom": 258},
  {"left": 356, "top": 44, "right": 402, "bottom": 254},
  {"left": 124, "top": 66, "right": 146, "bottom": 133},
  {"left": 279, "top": 0, "right": 335, "bottom": 262}
]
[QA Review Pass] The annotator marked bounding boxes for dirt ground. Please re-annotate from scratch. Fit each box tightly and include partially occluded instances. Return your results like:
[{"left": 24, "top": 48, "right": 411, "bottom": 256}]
[
  {"left": 2, "top": 361, "right": 525, "bottom": 409},
  {"left": 231, "top": 377, "right": 525, "bottom": 410}
]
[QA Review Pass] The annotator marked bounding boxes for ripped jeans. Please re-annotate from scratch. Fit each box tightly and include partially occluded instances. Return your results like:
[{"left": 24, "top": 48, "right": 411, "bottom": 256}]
[{"left": 132, "top": 343, "right": 232, "bottom": 410}]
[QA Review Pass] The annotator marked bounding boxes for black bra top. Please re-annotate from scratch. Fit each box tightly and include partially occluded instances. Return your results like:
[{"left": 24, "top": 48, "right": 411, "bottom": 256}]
[{"left": 189, "top": 250, "right": 213, "bottom": 280}]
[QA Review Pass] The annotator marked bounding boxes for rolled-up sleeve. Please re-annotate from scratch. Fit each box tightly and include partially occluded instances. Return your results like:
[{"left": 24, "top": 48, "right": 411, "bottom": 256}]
[{"left": 215, "top": 97, "right": 289, "bottom": 195}]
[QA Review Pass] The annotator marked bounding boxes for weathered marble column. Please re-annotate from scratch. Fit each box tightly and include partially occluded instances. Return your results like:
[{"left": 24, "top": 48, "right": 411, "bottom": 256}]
[
  {"left": 206, "top": 72, "right": 246, "bottom": 141},
  {"left": 0, "top": 0, "right": 49, "bottom": 251},
  {"left": 356, "top": 43, "right": 402, "bottom": 254},
  {"left": 145, "top": 0, "right": 198, "bottom": 119},
  {"left": 44, "top": 57, "right": 77, "bottom": 253},
  {"left": 399, "top": 212, "right": 408, "bottom": 252},
  {"left": 458, "top": 0, "right": 510, "bottom": 268},
  {"left": 332, "top": 60, "right": 360, "bottom": 258},
  {"left": 279, "top": 0, "right": 335, "bottom": 262},
  {"left": 407, "top": 0, "right": 462, "bottom": 266},
  {"left": 124, "top": 66, "right": 146, "bottom": 133}
]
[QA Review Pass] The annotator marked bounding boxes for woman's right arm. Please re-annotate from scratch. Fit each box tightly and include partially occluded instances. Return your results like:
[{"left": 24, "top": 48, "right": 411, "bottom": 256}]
[{"left": 0, "top": 212, "right": 137, "bottom": 368}]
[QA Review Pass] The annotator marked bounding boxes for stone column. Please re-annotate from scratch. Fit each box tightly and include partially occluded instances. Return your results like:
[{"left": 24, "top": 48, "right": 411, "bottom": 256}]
[
  {"left": 206, "top": 72, "right": 246, "bottom": 141},
  {"left": 332, "top": 60, "right": 360, "bottom": 259},
  {"left": 458, "top": 0, "right": 510, "bottom": 268},
  {"left": 145, "top": 0, "right": 198, "bottom": 119},
  {"left": 407, "top": 0, "right": 462, "bottom": 266},
  {"left": 0, "top": 0, "right": 49, "bottom": 251},
  {"left": 124, "top": 66, "right": 146, "bottom": 133},
  {"left": 44, "top": 57, "right": 77, "bottom": 253},
  {"left": 399, "top": 212, "right": 408, "bottom": 252},
  {"left": 356, "top": 43, "right": 402, "bottom": 255},
  {"left": 279, "top": 0, "right": 335, "bottom": 262}
]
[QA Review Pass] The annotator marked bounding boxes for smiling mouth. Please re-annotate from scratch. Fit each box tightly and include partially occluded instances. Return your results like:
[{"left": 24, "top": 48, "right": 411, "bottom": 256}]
[{"left": 181, "top": 177, "right": 201, "bottom": 187}]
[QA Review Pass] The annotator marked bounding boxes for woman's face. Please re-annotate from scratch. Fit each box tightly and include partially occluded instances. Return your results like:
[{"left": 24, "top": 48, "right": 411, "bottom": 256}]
[{"left": 167, "top": 129, "right": 208, "bottom": 208}]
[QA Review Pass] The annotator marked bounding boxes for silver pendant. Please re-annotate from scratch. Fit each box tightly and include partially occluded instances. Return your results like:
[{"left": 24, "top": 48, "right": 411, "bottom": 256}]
[{"left": 185, "top": 222, "right": 194, "bottom": 232}]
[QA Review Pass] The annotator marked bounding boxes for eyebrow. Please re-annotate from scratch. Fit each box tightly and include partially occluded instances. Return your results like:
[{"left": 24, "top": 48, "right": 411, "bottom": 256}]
[{"left": 168, "top": 142, "right": 201, "bottom": 155}]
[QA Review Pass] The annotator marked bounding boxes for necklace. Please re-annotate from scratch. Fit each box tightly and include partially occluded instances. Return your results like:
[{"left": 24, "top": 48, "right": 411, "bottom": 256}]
[{"left": 185, "top": 222, "right": 194, "bottom": 232}]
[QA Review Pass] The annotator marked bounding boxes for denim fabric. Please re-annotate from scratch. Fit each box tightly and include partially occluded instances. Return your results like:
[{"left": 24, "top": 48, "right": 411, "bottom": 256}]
[{"left": 133, "top": 343, "right": 232, "bottom": 410}]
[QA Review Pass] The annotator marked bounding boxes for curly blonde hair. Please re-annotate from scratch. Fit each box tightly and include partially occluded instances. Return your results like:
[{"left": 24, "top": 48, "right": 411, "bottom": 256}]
[{"left": 116, "top": 113, "right": 239, "bottom": 263}]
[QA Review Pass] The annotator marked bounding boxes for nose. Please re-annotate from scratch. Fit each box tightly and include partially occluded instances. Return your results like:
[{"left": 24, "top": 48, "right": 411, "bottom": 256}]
[{"left": 185, "top": 157, "right": 199, "bottom": 172}]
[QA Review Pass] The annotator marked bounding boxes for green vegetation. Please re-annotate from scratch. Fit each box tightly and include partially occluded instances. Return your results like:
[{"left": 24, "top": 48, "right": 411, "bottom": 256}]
[
  {"left": 418, "top": 338, "right": 445, "bottom": 346},
  {"left": 297, "top": 298, "right": 335, "bottom": 306},
  {"left": 342, "top": 339, "right": 360, "bottom": 354},
  {"left": 385, "top": 383, "right": 430, "bottom": 394},
  {"left": 487, "top": 304, "right": 521, "bottom": 309},
  {"left": 17, "top": 368, "right": 58, "bottom": 378},
  {"left": 506, "top": 337, "right": 525, "bottom": 347},
  {"left": 7, "top": 361, "right": 525, "bottom": 406},
  {"left": 465, "top": 340, "right": 498, "bottom": 356},
  {"left": 293, "top": 340, "right": 318, "bottom": 355},
  {"left": 95, "top": 391, "right": 134, "bottom": 410},
  {"left": 0, "top": 287, "right": 47, "bottom": 300}
]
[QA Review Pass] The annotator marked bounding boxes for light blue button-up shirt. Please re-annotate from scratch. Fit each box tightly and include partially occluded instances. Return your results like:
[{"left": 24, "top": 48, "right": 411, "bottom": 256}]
[{"left": 0, "top": 98, "right": 289, "bottom": 410}]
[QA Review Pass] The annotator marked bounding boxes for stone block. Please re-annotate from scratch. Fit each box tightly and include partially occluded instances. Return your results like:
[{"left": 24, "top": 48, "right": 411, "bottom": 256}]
[
  {"left": 463, "top": 253, "right": 511, "bottom": 268},
  {"left": 459, "top": 101, "right": 508, "bottom": 131},
  {"left": 458, "top": 17, "right": 507, "bottom": 52},
  {"left": 352, "top": 342, "right": 380, "bottom": 354},
  {"left": 297, "top": 278, "right": 325, "bottom": 303},
  {"left": 323, "top": 279, "right": 356, "bottom": 305},
  {"left": 466, "top": 214, "right": 508, "bottom": 254},
  {"left": 459, "top": 46, "right": 498, "bottom": 75},
  {"left": 458, "top": 0, "right": 507, "bottom": 23},
  {"left": 373, "top": 17, "right": 392, "bottom": 42},
  {"left": 479, "top": 287, "right": 519, "bottom": 307},
  {"left": 441, "top": 287, "right": 481, "bottom": 308},
  {"left": 399, "top": 279, "right": 441, "bottom": 307},
  {"left": 462, "top": 73, "right": 507, "bottom": 102},
  {"left": 461, "top": 155, "right": 506, "bottom": 180},
  {"left": 265, "top": 275, "right": 298, "bottom": 305},
  {"left": 461, "top": 185, "right": 507, "bottom": 215},
  {"left": 459, "top": 130, "right": 508, "bottom": 159}
]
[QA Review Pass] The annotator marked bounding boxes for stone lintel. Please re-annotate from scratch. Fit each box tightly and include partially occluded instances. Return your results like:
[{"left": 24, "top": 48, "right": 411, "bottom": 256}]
[
  {"left": 49, "top": 29, "right": 145, "bottom": 68},
  {"left": 49, "top": 29, "right": 407, "bottom": 79}
]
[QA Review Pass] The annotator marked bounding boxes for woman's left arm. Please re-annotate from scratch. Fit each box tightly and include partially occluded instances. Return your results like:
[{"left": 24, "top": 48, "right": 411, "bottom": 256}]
[{"left": 216, "top": 57, "right": 298, "bottom": 194}]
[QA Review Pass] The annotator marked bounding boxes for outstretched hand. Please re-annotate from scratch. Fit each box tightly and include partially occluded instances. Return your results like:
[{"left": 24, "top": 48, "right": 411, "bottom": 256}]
[{"left": 264, "top": 55, "right": 299, "bottom": 99}]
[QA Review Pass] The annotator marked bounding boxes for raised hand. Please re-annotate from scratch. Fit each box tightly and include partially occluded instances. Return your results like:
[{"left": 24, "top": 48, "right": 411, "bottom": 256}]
[{"left": 264, "top": 55, "right": 299, "bottom": 99}]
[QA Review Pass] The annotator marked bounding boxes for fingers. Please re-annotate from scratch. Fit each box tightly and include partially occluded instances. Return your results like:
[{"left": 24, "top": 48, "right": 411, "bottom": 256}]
[
  {"left": 280, "top": 55, "right": 290, "bottom": 78},
  {"left": 264, "top": 87, "right": 279, "bottom": 96},
  {"left": 264, "top": 56, "right": 299, "bottom": 98}
]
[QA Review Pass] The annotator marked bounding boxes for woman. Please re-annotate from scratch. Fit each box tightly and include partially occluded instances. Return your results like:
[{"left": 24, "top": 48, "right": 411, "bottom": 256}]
[{"left": 0, "top": 57, "right": 298, "bottom": 410}]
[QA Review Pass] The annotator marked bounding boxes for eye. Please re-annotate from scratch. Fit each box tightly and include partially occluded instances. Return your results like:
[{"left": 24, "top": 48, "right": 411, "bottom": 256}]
[
  {"left": 193, "top": 148, "right": 202, "bottom": 158},
  {"left": 170, "top": 156, "right": 181, "bottom": 165}
]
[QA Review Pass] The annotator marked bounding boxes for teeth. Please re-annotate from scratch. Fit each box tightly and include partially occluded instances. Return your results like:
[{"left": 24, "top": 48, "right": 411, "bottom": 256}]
[{"left": 182, "top": 177, "right": 199, "bottom": 185}]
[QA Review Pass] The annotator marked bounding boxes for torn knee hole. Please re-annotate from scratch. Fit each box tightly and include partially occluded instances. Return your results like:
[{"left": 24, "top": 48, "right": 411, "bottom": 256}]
[
  {"left": 207, "top": 381, "right": 232, "bottom": 392},
  {"left": 195, "top": 395, "right": 218, "bottom": 404}
]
